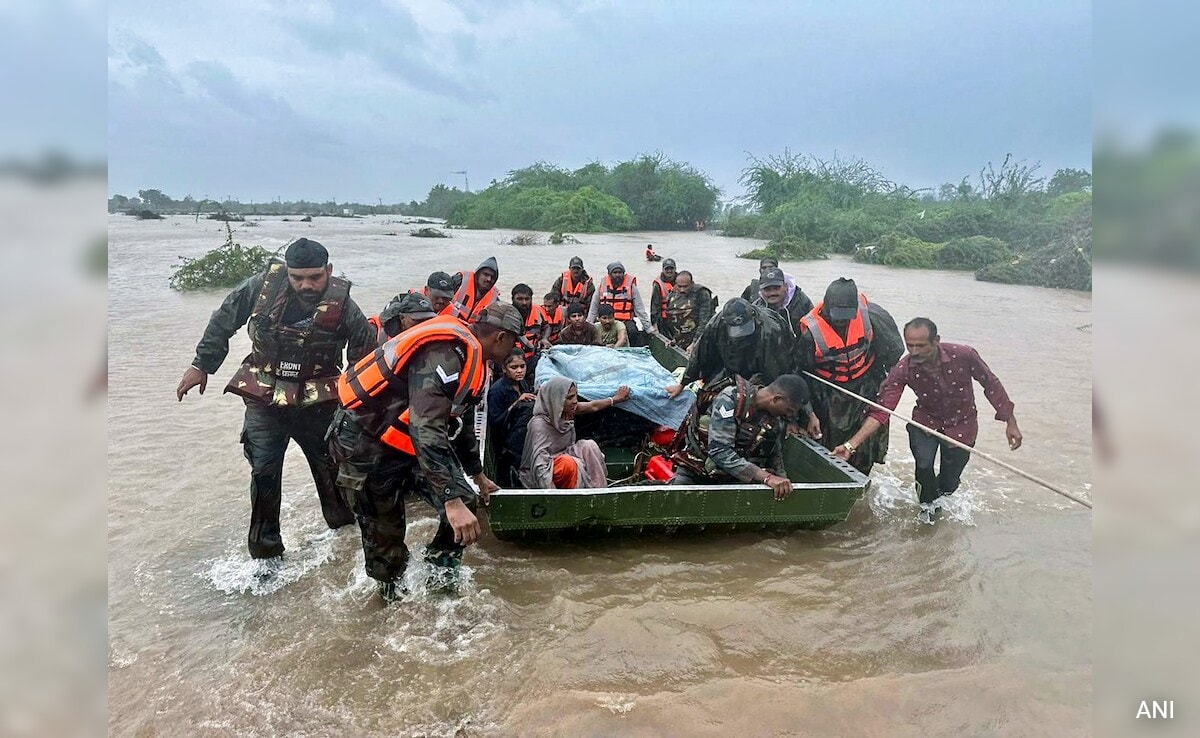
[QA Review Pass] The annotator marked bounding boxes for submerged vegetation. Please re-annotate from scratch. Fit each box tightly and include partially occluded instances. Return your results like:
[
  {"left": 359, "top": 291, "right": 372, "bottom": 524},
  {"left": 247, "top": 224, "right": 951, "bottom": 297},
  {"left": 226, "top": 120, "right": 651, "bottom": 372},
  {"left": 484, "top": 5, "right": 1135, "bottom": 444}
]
[
  {"left": 727, "top": 151, "right": 1091, "bottom": 290},
  {"left": 169, "top": 224, "right": 276, "bottom": 291}
]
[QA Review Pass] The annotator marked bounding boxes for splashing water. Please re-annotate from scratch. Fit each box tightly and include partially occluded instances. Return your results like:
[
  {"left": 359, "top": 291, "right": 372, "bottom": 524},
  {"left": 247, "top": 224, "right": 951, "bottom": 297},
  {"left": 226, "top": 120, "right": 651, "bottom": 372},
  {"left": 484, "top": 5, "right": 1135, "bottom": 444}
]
[{"left": 202, "top": 527, "right": 344, "bottom": 596}]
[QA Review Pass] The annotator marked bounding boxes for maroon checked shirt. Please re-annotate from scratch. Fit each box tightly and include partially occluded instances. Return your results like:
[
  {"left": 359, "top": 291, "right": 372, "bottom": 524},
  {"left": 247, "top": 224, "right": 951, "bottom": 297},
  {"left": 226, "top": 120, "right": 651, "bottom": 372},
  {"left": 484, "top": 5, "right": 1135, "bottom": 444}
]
[{"left": 867, "top": 342, "right": 1014, "bottom": 446}]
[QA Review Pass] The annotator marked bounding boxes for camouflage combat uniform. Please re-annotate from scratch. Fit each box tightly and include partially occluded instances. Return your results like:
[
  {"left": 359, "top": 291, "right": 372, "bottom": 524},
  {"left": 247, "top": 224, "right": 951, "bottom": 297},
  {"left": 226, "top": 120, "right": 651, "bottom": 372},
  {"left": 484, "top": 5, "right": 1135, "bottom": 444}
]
[
  {"left": 191, "top": 268, "right": 376, "bottom": 558},
  {"left": 671, "top": 378, "right": 789, "bottom": 484},
  {"left": 680, "top": 304, "right": 797, "bottom": 388},
  {"left": 663, "top": 284, "right": 715, "bottom": 350},
  {"left": 329, "top": 342, "right": 484, "bottom": 584}
]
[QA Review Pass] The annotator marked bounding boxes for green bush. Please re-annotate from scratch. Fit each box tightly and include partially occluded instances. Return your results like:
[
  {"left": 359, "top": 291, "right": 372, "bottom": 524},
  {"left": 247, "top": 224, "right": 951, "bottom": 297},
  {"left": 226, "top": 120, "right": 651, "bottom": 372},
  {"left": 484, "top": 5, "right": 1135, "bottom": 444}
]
[
  {"left": 739, "top": 236, "right": 829, "bottom": 261},
  {"left": 720, "top": 211, "right": 762, "bottom": 237},
  {"left": 169, "top": 224, "right": 277, "bottom": 291},
  {"left": 855, "top": 233, "right": 942, "bottom": 268},
  {"left": 936, "top": 236, "right": 1012, "bottom": 270}
]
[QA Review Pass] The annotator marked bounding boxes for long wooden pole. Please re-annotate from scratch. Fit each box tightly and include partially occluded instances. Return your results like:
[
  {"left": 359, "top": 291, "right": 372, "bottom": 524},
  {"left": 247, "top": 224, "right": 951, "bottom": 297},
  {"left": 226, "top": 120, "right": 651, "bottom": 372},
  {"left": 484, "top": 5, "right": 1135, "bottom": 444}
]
[{"left": 802, "top": 371, "right": 1092, "bottom": 510}]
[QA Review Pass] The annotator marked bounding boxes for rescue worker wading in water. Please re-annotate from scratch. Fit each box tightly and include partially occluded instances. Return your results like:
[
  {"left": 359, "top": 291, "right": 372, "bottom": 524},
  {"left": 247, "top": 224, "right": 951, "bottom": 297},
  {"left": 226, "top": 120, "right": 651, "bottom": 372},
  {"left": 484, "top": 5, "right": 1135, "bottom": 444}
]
[
  {"left": 329, "top": 303, "right": 524, "bottom": 602},
  {"left": 176, "top": 238, "right": 376, "bottom": 561}
]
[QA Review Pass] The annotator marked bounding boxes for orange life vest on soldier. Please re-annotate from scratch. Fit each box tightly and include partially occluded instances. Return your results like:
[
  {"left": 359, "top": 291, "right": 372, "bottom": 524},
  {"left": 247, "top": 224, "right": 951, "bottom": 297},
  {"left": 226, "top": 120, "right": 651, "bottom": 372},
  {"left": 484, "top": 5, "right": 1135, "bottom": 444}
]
[
  {"left": 367, "top": 315, "right": 388, "bottom": 345},
  {"left": 799, "top": 294, "right": 876, "bottom": 382},
  {"left": 652, "top": 279, "right": 673, "bottom": 319},
  {"left": 521, "top": 304, "right": 549, "bottom": 359},
  {"left": 443, "top": 270, "right": 498, "bottom": 322},
  {"left": 600, "top": 274, "right": 636, "bottom": 321},
  {"left": 543, "top": 304, "right": 564, "bottom": 343},
  {"left": 337, "top": 315, "right": 487, "bottom": 455},
  {"left": 559, "top": 270, "right": 588, "bottom": 304}
]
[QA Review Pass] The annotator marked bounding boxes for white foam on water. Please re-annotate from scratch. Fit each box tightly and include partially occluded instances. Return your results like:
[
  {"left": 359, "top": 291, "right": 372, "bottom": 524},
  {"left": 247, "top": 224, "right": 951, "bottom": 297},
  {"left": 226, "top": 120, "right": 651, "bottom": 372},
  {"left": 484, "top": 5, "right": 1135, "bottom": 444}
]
[
  {"left": 201, "top": 527, "right": 342, "bottom": 596},
  {"left": 867, "top": 463, "right": 987, "bottom": 527},
  {"left": 597, "top": 693, "right": 638, "bottom": 716}
]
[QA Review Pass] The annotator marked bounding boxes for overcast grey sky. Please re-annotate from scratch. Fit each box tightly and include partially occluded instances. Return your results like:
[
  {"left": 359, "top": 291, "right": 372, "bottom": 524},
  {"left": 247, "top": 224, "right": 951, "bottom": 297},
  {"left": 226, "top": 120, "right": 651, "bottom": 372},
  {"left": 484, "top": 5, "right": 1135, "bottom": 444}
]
[{"left": 108, "top": 0, "right": 1090, "bottom": 203}]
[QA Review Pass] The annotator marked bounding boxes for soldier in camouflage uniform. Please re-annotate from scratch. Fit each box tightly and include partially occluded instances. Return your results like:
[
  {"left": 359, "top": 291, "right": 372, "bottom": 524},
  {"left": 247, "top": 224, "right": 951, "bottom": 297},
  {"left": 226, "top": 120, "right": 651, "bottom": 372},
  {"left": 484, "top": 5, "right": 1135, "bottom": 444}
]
[
  {"left": 662, "top": 270, "right": 715, "bottom": 351},
  {"left": 329, "top": 304, "right": 524, "bottom": 602},
  {"left": 176, "top": 238, "right": 376, "bottom": 560},
  {"left": 665, "top": 298, "right": 798, "bottom": 398},
  {"left": 670, "top": 374, "right": 813, "bottom": 500}
]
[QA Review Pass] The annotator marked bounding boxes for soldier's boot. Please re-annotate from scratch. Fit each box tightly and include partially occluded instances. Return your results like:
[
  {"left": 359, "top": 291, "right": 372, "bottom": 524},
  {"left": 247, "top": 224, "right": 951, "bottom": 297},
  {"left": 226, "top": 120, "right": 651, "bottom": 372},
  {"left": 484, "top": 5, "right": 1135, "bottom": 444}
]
[
  {"left": 377, "top": 579, "right": 409, "bottom": 604},
  {"left": 423, "top": 549, "right": 463, "bottom": 594}
]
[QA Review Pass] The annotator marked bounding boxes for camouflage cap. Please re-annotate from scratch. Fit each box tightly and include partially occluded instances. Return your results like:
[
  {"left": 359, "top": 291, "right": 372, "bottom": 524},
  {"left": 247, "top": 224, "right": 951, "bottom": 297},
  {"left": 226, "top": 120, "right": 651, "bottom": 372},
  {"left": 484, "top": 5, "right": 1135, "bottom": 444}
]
[
  {"left": 474, "top": 301, "right": 524, "bottom": 335},
  {"left": 380, "top": 291, "right": 437, "bottom": 322}
]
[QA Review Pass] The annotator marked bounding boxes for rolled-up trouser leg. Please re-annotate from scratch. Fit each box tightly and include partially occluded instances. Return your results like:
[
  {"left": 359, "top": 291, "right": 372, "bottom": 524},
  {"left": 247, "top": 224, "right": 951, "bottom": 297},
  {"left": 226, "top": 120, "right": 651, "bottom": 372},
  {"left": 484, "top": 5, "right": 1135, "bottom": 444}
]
[
  {"left": 907, "top": 425, "right": 942, "bottom": 505},
  {"left": 241, "top": 403, "right": 290, "bottom": 558},
  {"left": 290, "top": 403, "right": 355, "bottom": 529},
  {"left": 937, "top": 441, "right": 973, "bottom": 496}
]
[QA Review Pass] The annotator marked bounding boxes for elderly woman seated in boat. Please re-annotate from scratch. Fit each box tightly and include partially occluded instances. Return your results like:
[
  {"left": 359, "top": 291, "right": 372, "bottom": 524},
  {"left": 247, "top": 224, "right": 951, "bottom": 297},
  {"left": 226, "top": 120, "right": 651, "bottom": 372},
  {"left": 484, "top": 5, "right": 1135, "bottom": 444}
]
[{"left": 519, "top": 377, "right": 631, "bottom": 489}]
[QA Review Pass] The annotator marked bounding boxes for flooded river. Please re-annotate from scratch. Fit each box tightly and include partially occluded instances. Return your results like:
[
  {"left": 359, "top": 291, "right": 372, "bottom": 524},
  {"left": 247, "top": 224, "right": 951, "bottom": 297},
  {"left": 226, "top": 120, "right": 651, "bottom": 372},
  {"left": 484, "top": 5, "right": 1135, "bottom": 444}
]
[{"left": 108, "top": 215, "right": 1091, "bottom": 736}]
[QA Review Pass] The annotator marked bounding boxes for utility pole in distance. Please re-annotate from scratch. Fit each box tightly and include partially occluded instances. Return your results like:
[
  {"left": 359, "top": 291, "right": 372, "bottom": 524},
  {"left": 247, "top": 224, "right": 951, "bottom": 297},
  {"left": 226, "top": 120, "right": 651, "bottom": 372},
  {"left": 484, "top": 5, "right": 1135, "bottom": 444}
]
[{"left": 452, "top": 170, "right": 469, "bottom": 193}]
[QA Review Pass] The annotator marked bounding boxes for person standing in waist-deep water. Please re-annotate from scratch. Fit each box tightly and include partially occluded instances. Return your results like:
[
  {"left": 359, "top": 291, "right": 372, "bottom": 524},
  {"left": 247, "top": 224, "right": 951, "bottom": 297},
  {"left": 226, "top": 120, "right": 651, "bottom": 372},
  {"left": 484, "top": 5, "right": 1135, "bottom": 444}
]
[
  {"left": 587, "top": 261, "right": 658, "bottom": 347},
  {"left": 663, "top": 270, "right": 715, "bottom": 351},
  {"left": 834, "top": 317, "right": 1022, "bottom": 523},
  {"left": 797, "top": 277, "right": 903, "bottom": 475},
  {"left": 329, "top": 304, "right": 523, "bottom": 602},
  {"left": 649, "top": 258, "right": 677, "bottom": 334},
  {"left": 557, "top": 302, "right": 600, "bottom": 346},
  {"left": 444, "top": 256, "right": 500, "bottom": 321},
  {"left": 176, "top": 238, "right": 376, "bottom": 560}
]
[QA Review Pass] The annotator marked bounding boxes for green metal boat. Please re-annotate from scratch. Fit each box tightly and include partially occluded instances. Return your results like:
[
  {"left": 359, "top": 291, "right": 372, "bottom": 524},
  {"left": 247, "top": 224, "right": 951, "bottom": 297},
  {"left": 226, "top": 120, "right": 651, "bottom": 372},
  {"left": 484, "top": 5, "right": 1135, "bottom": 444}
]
[{"left": 482, "top": 335, "right": 870, "bottom": 541}]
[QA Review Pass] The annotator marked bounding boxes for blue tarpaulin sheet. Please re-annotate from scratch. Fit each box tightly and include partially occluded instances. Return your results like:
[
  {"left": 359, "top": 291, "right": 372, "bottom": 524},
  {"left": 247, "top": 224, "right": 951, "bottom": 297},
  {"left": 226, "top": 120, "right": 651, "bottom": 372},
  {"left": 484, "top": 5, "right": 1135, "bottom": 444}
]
[{"left": 533, "top": 345, "right": 695, "bottom": 430}]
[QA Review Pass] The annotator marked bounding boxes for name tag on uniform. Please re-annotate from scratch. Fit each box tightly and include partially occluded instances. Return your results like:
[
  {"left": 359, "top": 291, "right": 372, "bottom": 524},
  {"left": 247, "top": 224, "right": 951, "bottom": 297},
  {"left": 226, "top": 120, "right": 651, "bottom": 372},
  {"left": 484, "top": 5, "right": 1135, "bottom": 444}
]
[{"left": 278, "top": 360, "right": 302, "bottom": 379}]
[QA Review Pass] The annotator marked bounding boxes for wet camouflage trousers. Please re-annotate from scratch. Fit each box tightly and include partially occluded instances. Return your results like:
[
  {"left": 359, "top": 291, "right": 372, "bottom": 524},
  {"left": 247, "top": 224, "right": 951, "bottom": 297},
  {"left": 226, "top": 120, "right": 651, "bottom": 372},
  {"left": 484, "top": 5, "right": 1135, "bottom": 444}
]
[
  {"left": 239, "top": 401, "right": 355, "bottom": 559},
  {"left": 328, "top": 409, "right": 475, "bottom": 584}
]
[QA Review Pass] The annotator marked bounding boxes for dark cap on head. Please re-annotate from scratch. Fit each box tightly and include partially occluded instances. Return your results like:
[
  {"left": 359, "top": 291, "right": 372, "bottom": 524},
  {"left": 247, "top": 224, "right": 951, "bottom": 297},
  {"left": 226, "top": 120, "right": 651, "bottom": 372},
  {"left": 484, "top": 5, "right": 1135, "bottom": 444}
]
[
  {"left": 426, "top": 271, "right": 455, "bottom": 298},
  {"left": 569, "top": 256, "right": 584, "bottom": 268},
  {"left": 662, "top": 258, "right": 677, "bottom": 269},
  {"left": 759, "top": 267, "right": 786, "bottom": 288},
  {"left": 383, "top": 292, "right": 437, "bottom": 322},
  {"left": 722, "top": 298, "right": 757, "bottom": 338},
  {"left": 759, "top": 256, "right": 779, "bottom": 269},
  {"left": 823, "top": 278, "right": 860, "bottom": 321},
  {"left": 474, "top": 301, "right": 524, "bottom": 335},
  {"left": 285, "top": 238, "right": 329, "bottom": 268}
]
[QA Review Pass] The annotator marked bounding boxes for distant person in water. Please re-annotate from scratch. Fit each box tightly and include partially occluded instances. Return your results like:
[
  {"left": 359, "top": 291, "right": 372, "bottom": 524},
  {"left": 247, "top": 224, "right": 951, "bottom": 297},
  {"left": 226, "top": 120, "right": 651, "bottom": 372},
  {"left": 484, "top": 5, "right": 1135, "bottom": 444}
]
[
  {"left": 645, "top": 244, "right": 662, "bottom": 262},
  {"left": 834, "top": 317, "right": 1022, "bottom": 524}
]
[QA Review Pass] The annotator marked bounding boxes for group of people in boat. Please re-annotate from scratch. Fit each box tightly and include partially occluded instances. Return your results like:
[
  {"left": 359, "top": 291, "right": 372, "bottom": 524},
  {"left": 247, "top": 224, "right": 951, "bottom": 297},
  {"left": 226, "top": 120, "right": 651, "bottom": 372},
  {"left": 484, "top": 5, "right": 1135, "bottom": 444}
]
[{"left": 176, "top": 236, "right": 1024, "bottom": 602}]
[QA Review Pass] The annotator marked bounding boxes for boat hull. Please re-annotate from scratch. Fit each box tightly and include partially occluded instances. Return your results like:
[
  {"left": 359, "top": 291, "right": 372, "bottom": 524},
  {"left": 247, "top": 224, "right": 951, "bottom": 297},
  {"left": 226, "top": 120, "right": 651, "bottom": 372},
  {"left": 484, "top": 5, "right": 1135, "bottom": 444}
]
[{"left": 485, "top": 436, "right": 869, "bottom": 540}]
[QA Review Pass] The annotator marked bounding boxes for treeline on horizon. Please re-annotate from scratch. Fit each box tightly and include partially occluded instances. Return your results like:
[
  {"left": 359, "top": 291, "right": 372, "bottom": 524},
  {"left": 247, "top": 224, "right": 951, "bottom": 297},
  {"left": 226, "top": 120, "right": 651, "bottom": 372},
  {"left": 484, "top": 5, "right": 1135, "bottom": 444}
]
[{"left": 114, "top": 148, "right": 1092, "bottom": 291}]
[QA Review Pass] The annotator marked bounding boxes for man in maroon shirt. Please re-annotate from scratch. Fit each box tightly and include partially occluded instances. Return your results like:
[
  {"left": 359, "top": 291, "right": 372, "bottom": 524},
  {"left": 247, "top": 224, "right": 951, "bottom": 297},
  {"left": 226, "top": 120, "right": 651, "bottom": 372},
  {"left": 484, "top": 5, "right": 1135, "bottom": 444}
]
[{"left": 833, "top": 317, "right": 1023, "bottom": 521}]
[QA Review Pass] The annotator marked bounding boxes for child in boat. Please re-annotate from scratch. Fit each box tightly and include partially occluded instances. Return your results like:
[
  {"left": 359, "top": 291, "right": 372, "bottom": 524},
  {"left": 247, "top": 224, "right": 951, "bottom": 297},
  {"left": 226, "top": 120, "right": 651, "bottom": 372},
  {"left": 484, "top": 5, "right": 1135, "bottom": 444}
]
[
  {"left": 557, "top": 302, "right": 600, "bottom": 345},
  {"left": 519, "top": 377, "right": 631, "bottom": 489},
  {"left": 488, "top": 350, "right": 537, "bottom": 486}
]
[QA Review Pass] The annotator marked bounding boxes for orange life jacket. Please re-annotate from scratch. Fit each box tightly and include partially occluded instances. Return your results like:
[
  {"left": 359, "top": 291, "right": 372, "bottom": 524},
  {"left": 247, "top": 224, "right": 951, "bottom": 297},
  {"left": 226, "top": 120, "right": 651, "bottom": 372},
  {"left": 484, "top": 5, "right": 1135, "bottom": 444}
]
[
  {"left": 600, "top": 274, "right": 636, "bottom": 321},
  {"left": 337, "top": 315, "right": 487, "bottom": 455},
  {"left": 443, "top": 270, "right": 498, "bottom": 322},
  {"left": 521, "top": 304, "right": 549, "bottom": 360},
  {"left": 367, "top": 315, "right": 388, "bottom": 345},
  {"left": 559, "top": 270, "right": 589, "bottom": 304},
  {"left": 799, "top": 294, "right": 876, "bottom": 382},
  {"left": 543, "top": 304, "right": 564, "bottom": 343},
  {"left": 652, "top": 278, "right": 673, "bottom": 320}
]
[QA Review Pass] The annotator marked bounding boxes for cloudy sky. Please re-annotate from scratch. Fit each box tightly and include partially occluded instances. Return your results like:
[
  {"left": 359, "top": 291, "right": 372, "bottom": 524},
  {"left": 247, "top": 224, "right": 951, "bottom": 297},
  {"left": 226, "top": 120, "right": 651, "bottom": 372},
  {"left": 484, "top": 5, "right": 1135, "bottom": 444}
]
[{"left": 108, "top": 0, "right": 1091, "bottom": 203}]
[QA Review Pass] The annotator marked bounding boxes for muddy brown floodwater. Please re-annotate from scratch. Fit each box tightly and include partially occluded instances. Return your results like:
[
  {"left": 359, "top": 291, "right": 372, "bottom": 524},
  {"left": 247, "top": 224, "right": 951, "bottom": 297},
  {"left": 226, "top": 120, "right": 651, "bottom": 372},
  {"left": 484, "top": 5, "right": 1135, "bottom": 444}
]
[{"left": 108, "top": 215, "right": 1091, "bottom": 736}]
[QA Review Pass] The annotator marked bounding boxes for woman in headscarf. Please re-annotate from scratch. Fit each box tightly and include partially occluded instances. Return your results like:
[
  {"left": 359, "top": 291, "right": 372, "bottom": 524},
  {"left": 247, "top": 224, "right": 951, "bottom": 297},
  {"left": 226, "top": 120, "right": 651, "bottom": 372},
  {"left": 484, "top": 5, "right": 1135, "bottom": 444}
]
[{"left": 519, "top": 377, "right": 632, "bottom": 489}]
